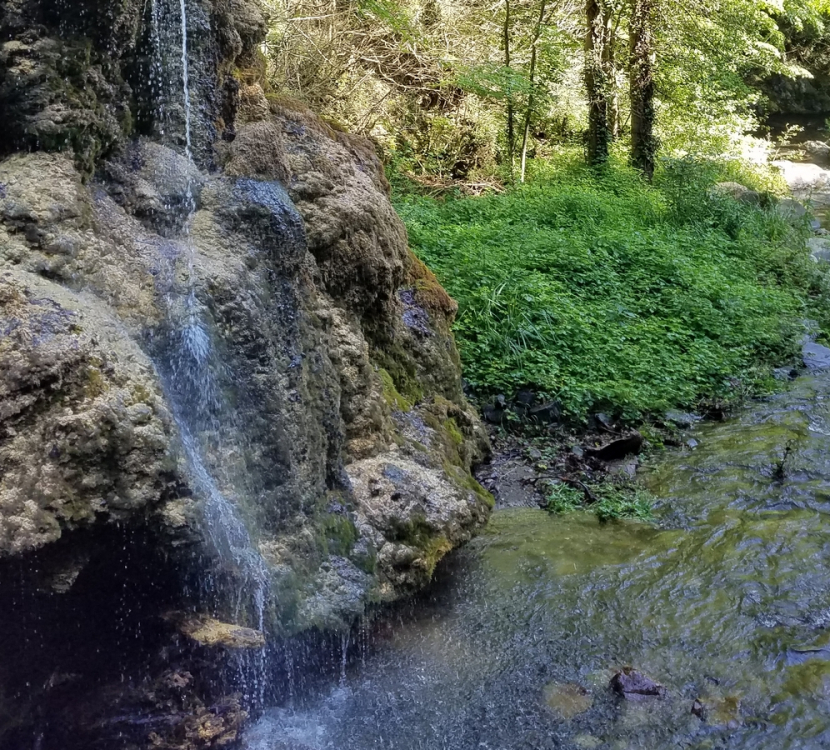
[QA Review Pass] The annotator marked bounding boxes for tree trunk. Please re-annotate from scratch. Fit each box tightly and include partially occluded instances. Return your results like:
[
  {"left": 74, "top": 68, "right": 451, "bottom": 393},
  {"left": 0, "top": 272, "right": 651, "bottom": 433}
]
[
  {"left": 520, "top": 0, "right": 548, "bottom": 182},
  {"left": 504, "top": 0, "right": 515, "bottom": 178},
  {"left": 630, "top": 0, "right": 656, "bottom": 179},
  {"left": 607, "top": 16, "right": 620, "bottom": 138},
  {"left": 585, "top": 0, "right": 610, "bottom": 166}
]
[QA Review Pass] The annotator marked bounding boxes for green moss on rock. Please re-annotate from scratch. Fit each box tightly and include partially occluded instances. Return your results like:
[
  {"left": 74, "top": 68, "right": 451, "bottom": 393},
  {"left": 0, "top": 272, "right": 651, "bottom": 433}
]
[{"left": 379, "top": 368, "right": 414, "bottom": 412}]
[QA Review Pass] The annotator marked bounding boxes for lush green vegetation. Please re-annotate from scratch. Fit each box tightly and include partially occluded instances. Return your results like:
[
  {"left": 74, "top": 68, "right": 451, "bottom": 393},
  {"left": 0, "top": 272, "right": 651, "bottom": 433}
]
[
  {"left": 545, "top": 481, "right": 653, "bottom": 521},
  {"left": 397, "top": 152, "right": 830, "bottom": 421}
]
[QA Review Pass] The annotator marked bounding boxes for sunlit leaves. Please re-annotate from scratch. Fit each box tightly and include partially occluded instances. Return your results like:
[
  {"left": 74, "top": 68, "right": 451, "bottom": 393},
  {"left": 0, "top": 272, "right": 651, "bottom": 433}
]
[{"left": 396, "top": 153, "right": 827, "bottom": 420}]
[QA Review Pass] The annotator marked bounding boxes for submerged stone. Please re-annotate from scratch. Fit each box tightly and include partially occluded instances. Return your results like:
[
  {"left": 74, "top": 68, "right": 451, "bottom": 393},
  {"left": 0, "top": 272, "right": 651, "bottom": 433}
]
[
  {"left": 544, "top": 681, "right": 593, "bottom": 719},
  {"left": 610, "top": 668, "right": 665, "bottom": 700},
  {"left": 663, "top": 409, "right": 701, "bottom": 428},
  {"left": 691, "top": 695, "right": 741, "bottom": 728}
]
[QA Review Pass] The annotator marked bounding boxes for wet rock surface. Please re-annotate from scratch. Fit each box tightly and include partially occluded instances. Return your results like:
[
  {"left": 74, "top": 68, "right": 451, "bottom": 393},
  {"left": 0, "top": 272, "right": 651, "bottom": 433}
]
[
  {"left": 803, "top": 340, "right": 830, "bottom": 369},
  {"left": 175, "top": 616, "right": 266, "bottom": 649},
  {"left": 610, "top": 667, "right": 665, "bottom": 700},
  {"left": 0, "top": 0, "right": 491, "bottom": 745}
]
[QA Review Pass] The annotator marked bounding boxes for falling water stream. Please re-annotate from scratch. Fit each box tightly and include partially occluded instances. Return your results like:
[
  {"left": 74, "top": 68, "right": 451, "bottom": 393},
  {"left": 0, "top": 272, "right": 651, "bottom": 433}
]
[{"left": 144, "top": 0, "right": 270, "bottom": 698}]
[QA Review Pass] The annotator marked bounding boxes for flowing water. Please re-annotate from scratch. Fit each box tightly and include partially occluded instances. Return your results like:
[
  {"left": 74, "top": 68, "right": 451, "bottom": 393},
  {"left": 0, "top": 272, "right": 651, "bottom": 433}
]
[
  {"left": 243, "top": 364, "right": 830, "bottom": 749},
  {"left": 143, "top": 0, "right": 270, "bottom": 691}
]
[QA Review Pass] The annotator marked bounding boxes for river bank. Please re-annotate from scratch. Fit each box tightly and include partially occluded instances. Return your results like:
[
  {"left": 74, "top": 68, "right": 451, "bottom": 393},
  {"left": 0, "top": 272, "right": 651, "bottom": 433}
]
[
  {"left": 242, "top": 327, "right": 830, "bottom": 750},
  {"left": 235, "top": 131, "right": 830, "bottom": 749}
]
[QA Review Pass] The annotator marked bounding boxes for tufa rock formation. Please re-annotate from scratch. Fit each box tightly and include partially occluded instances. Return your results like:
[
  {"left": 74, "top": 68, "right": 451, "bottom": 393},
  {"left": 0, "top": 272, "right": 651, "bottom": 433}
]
[{"left": 0, "top": 0, "right": 491, "bottom": 746}]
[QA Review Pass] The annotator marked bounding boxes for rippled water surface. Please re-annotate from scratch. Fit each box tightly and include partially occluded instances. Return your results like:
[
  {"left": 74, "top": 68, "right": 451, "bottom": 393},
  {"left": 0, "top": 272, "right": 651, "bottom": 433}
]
[{"left": 247, "top": 371, "right": 830, "bottom": 749}]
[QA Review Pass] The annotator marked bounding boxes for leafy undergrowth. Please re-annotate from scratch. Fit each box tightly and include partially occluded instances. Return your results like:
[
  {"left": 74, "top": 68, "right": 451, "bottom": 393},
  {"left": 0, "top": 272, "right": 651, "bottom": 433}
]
[
  {"left": 396, "top": 151, "right": 830, "bottom": 422},
  {"left": 545, "top": 481, "right": 654, "bottom": 522}
]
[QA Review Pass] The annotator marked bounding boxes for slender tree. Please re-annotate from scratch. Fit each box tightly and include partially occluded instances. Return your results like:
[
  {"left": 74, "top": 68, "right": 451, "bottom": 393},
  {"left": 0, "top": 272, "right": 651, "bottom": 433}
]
[
  {"left": 629, "top": 0, "right": 656, "bottom": 178},
  {"left": 504, "top": 0, "right": 516, "bottom": 177},
  {"left": 520, "top": 0, "right": 550, "bottom": 182},
  {"left": 607, "top": 11, "right": 622, "bottom": 138},
  {"left": 585, "top": 0, "right": 611, "bottom": 165}
]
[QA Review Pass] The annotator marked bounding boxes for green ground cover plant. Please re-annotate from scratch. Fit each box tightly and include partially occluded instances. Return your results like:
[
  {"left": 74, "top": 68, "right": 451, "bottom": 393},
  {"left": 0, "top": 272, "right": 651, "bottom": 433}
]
[
  {"left": 545, "top": 481, "right": 654, "bottom": 521},
  {"left": 396, "top": 151, "right": 830, "bottom": 422}
]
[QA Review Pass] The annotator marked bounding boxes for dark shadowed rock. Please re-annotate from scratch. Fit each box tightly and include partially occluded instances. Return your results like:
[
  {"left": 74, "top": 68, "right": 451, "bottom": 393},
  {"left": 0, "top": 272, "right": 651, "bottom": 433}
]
[
  {"left": 663, "top": 410, "right": 701, "bottom": 428},
  {"left": 610, "top": 668, "right": 665, "bottom": 700},
  {"left": 515, "top": 389, "right": 536, "bottom": 407},
  {"left": 529, "top": 400, "right": 561, "bottom": 423},
  {"left": 587, "top": 432, "right": 644, "bottom": 461},
  {"left": 483, "top": 403, "right": 507, "bottom": 424},
  {"left": 773, "top": 367, "right": 799, "bottom": 381},
  {"left": 593, "top": 412, "right": 615, "bottom": 431}
]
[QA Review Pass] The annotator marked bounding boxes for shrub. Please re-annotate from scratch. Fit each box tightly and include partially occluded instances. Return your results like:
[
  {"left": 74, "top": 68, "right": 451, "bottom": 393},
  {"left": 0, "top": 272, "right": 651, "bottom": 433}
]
[{"left": 396, "top": 152, "right": 830, "bottom": 421}]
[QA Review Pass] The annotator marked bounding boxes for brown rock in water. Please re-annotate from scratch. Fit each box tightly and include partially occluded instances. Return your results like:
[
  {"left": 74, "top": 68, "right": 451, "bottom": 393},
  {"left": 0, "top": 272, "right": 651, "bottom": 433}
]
[
  {"left": 610, "top": 667, "right": 665, "bottom": 700},
  {"left": 690, "top": 695, "right": 741, "bottom": 728},
  {"left": 176, "top": 615, "right": 266, "bottom": 649}
]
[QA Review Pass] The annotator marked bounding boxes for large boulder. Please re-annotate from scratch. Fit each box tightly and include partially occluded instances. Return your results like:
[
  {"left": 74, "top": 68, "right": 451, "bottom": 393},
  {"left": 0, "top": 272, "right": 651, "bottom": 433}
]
[
  {"left": 0, "top": 47, "right": 489, "bottom": 635},
  {"left": 0, "top": 0, "right": 491, "bottom": 745}
]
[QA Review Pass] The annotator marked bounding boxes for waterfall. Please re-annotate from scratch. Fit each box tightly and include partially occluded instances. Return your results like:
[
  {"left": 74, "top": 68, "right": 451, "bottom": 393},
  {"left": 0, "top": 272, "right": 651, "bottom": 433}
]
[
  {"left": 178, "top": 0, "right": 192, "bottom": 163},
  {"left": 144, "top": 0, "right": 271, "bottom": 699}
]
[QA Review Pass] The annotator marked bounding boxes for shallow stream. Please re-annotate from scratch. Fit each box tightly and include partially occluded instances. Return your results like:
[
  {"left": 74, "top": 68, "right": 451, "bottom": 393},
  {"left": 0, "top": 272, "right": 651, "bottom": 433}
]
[{"left": 244, "top": 367, "right": 830, "bottom": 749}]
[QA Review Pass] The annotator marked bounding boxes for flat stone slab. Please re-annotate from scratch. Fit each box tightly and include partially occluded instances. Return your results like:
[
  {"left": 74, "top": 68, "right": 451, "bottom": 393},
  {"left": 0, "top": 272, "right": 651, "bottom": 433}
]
[
  {"left": 174, "top": 615, "right": 266, "bottom": 649},
  {"left": 803, "top": 341, "right": 830, "bottom": 370}
]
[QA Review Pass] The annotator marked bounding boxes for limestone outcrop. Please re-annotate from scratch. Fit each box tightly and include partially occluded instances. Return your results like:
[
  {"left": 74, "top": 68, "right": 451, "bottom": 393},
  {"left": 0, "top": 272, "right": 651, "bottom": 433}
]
[{"left": 0, "top": 0, "right": 490, "bottom": 746}]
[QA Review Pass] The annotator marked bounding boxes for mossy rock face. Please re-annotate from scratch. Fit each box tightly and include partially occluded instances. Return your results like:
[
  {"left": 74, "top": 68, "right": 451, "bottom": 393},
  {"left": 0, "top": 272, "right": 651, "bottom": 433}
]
[
  {"left": 0, "top": 0, "right": 490, "bottom": 619},
  {"left": 0, "top": 0, "right": 490, "bottom": 738},
  {"left": 0, "top": 34, "right": 134, "bottom": 175}
]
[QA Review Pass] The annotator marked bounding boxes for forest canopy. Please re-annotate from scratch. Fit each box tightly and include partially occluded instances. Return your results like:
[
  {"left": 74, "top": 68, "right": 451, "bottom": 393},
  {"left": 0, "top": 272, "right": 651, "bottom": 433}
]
[{"left": 261, "top": 0, "right": 830, "bottom": 181}]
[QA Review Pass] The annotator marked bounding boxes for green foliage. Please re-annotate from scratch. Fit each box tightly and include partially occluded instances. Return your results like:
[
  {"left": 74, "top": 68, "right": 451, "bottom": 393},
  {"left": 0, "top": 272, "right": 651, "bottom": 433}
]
[
  {"left": 592, "top": 483, "right": 654, "bottom": 522},
  {"left": 545, "top": 481, "right": 654, "bottom": 521},
  {"left": 396, "top": 152, "right": 830, "bottom": 421},
  {"left": 456, "top": 63, "right": 533, "bottom": 104},
  {"left": 545, "top": 483, "right": 584, "bottom": 513}
]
